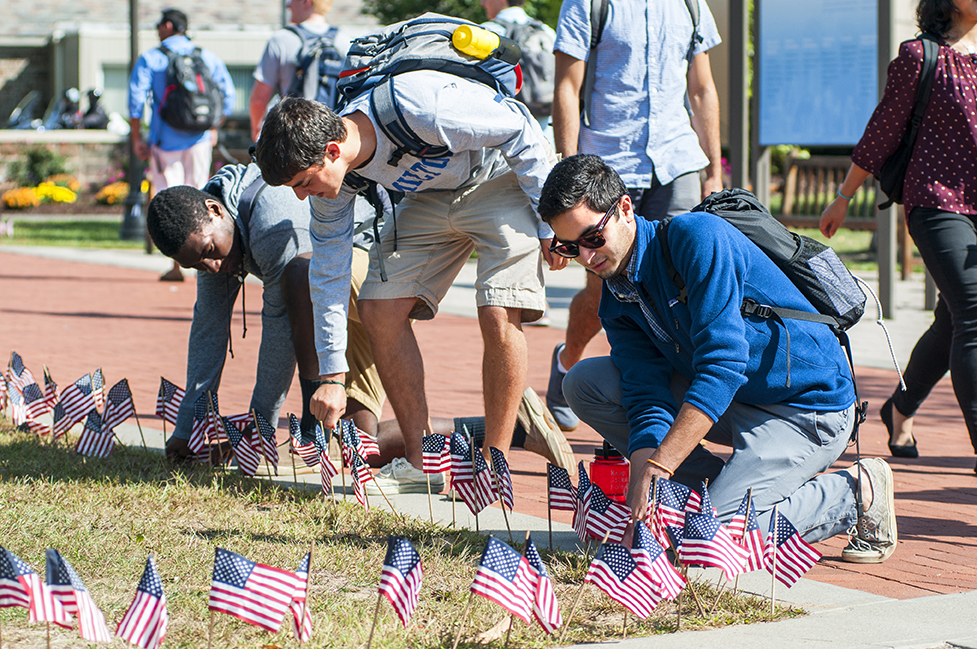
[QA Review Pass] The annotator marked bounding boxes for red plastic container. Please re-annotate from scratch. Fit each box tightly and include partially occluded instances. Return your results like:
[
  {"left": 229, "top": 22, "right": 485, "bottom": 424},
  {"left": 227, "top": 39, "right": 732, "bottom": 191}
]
[{"left": 590, "top": 442, "right": 629, "bottom": 503}]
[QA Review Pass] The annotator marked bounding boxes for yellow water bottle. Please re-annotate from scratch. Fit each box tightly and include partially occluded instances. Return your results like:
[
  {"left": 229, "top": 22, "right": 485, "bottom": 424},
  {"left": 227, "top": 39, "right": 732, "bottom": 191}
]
[
  {"left": 452, "top": 24, "right": 501, "bottom": 59},
  {"left": 452, "top": 25, "right": 522, "bottom": 65}
]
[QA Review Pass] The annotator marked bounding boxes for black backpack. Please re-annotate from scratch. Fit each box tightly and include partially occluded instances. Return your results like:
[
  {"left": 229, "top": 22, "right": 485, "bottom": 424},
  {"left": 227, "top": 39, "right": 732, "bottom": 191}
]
[
  {"left": 490, "top": 18, "right": 555, "bottom": 118},
  {"left": 158, "top": 45, "right": 224, "bottom": 132},
  {"left": 876, "top": 33, "right": 940, "bottom": 209},
  {"left": 658, "top": 188, "right": 869, "bottom": 432},
  {"left": 285, "top": 25, "right": 344, "bottom": 108},
  {"left": 660, "top": 188, "right": 866, "bottom": 335}
]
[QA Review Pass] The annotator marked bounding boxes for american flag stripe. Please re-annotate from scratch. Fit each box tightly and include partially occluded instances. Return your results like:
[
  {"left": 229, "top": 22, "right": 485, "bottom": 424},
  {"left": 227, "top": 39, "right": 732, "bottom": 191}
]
[
  {"left": 75, "top": 428, "right": 116, "bottom": 458},
  {"left": 253, "top": 411, "right": 280, "bottom": 471},
  {"left": 91, "top": 368, "right": 105, "bottom": 411},
  {"left": 116, "top": 589, "right": 168, "bottom": 649},
  {"left": 764, "top": 512, "right": 821, "bottom": 588},
  {"left": 155, "top": 378, "right": 184, "bottom": 426},
  {"left": 524, "top": 538, "right": 560, "bottom": 634},
  {"left": 22, "top": 573, "right": 72, "bottom": 627},
  {"left": 471, "top": 566, "right": 533, "bottom": 624},
  {"left": 421, "top": 434, "right": 450, "bottom": 473},
  {"left": 7, "top": 352, "right": 35, "bottom": 391},
  {"left": 586, "top": 546, "right": 661, "bottom": 619},
  {"left": 48, "top": 584, "right": 111, "bottom": 643},
  {"left": 226, "top": 418, "right": 261, "bottom": 477},
  {"left": 43, "top": 368, "right": 58, "bottom": 410},
  {"left": 679, "top": 512, "right": 748, "bottom": 581},
  {"left": 102, "top": 379, "right": 136, "bottom": 433},
  {"left": 547, "top": 464, "right": 576, "bottom": 511},
  {"left": 60, "top": 374, "right": 97, "bottom": 425},
  {"left": 0, "top": 576, "right": 30, "bottom": 608},
  {"left": 23, "top": 382, "right": 50, "bottom": 420},
  {"left": 490, "top": 448, "right": 514, "bottom": 511},
  {"left": 319, "top": 451, "right": 338, "bottom": 495},
  {"left": 377, "top": 538, "right": 423, "bottom": 628},
  {"left": 209, "top": 556, "right": 302, "bottom": 632}
]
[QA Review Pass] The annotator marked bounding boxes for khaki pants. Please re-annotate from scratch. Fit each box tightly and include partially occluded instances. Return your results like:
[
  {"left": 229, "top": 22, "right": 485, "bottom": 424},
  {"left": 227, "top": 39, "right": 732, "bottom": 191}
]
[{"left": 346, "top": 246, "right": 385, "bottom": 419}]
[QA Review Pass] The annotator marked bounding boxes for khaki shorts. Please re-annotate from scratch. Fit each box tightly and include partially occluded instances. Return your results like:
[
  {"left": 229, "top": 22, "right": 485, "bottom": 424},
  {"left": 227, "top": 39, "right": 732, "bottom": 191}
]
[
  {"left": 345, "top": 246, "right": 385, "bottom": 419},
  {"left": 360, "top": 171, "right": 546, "bottom": 322}
]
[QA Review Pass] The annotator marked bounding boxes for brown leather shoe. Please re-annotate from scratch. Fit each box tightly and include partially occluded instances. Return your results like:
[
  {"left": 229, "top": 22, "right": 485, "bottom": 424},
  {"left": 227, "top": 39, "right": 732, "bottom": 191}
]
[{"left": 517, "top": 387, "right": 576, "bottom": 471}]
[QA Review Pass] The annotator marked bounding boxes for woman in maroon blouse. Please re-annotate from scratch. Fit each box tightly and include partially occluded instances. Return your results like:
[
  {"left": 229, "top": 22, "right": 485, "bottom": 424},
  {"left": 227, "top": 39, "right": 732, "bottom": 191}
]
[{"left": 821, "top": 0, "right": 977, "bottom": 473}]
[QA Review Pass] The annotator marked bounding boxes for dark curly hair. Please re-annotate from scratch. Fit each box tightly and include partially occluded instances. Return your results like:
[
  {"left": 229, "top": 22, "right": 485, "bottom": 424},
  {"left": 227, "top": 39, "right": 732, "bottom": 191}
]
[
  {"left": 538, "top": 154, "right": 626, "bottom": 223},
  {"left": 254, "top": 96, "right": 347, "bottom": 186},
  {"left": 147, "top": 185, "right": 211, "bottom": 257},
  {"left": 917, "top": 0, "right": 957, "bottom": 38}
]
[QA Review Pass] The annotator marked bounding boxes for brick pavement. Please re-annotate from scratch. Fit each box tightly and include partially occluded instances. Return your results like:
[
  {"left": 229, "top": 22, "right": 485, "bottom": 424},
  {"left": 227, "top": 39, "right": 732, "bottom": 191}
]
[{"left": 2, "top": 249, "right": 976, "bottom": 601}]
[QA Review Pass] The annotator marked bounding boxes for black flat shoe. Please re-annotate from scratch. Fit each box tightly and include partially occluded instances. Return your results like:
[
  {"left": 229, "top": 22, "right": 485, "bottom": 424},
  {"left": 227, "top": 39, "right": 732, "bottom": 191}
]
[{"left": 881, "top": 398, "right": 919, "bottom": 458}]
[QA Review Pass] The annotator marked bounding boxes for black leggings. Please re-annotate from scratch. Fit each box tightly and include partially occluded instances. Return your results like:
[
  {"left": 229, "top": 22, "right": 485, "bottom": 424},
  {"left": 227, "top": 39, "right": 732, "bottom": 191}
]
[{"left": 899, "top": 207, "right": 977, "bottom": 454}]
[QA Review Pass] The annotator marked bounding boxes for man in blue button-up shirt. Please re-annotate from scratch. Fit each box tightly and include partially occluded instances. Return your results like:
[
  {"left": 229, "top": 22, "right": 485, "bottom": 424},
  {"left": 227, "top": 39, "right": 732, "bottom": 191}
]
[
  {"left": 544, "top": 0, "right": 724, "bottom": 432},
  {"left": 128, "top": 9, "right": 235, "bottom": 280}
]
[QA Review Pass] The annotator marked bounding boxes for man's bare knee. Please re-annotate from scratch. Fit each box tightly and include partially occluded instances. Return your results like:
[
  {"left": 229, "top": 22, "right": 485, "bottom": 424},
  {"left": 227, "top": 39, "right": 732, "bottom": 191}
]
[{"left": 359, "top": 298, "right": 415, "bottom": 335}]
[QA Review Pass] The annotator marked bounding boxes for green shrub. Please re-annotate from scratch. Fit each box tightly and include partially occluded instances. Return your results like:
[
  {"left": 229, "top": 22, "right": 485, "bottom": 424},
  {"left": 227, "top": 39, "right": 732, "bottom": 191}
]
[
  {"left": 6, "top": 146, "right": 70, "bottom": 188},
  {"left": 362, "top": 0, "right": 560, "bottom": 29}
]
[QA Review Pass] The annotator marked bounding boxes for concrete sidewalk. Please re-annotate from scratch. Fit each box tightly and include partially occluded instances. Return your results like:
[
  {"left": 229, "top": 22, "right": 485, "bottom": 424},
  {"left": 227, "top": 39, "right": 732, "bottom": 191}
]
[{"left": 3, "top": 244, "right": 975, "bottom": 649}]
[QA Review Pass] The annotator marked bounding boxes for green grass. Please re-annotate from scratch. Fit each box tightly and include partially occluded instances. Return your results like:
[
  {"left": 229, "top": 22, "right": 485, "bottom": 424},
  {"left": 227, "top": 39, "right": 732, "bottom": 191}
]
[
  {"left": 0, "top": 219, "right": 143, "bottom": 249},
  {"left": 0, "top": 421, "right": 800, "bottom": 647}
]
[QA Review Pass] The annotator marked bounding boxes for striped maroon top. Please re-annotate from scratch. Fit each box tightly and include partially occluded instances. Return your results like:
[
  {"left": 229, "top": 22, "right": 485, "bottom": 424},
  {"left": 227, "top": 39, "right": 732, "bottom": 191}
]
[{"left": 852, "top": 39, "right": 977, "bottom": 217}]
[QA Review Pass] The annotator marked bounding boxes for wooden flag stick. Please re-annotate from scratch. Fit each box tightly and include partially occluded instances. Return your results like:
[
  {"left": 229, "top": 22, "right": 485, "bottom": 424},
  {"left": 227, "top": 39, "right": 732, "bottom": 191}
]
[
  {"left": 426, "top": 472, "right": 434, "bottom": 524},
  {"left": 470, "top": 436, "right": 479, "bottom": 533},
  {"left": 708, "top": 579, "right": 728, "bottom": 616},
  {"left": 297, "top": 541, "right": 315, "bottom": 648},
  {"left": 366, "top": 592, "right": 383, "bottom": 649},
  {"left": 451, "top": 591, "right": 475, "bottom": 649},
  {"left": 339, "top": 429, "right": 347, "bottom": 501},
  {"left": 46, "top": 621, "right": 50, "bottom": 649},
  {"left": 504, "top": 614, "right": 515, "bottom": 648},
  {"left": 733, "top": 488, "right": 754, "bottom": 598},
  {"left": 559, "top": 530, "right": 611, "bottom": 644},
  {"left": 493, "top": 463, "right": 514, "bottom": 546},
  {"left": 350, "top": 444, "right": 407, "bottom": 523},
  {"left": 660, "top": 522, "right": 707, "bottom": 618},
  {"left": 132, "top": 409, "right": 148, "bottom": 450},
  {"left": 622, "top": 609, "right": 628, "bottom": 640},
  {"left": 451, "top": 484, "right": 457, "bottom": 528},
  {"left": 771, "top": 504, "right": 779, "bottom": 615},
  {"left": 205, "top": 390, "right": 217, "bottom": 469},
  {"left": 251, "top": 409, "right": 272, "bottom": 483},
  {"left": 547, "top": 469, "right": 554, "bottom": 551},
  {"left": 207, "top": 610, "right": 214, "bottom": 649}
]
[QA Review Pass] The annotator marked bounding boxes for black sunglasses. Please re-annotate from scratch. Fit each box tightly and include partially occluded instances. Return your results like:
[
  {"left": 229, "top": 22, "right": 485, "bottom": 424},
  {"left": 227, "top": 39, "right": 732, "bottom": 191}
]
[{"left": 549, "top": 200, "right": 619, "bottom": 258}]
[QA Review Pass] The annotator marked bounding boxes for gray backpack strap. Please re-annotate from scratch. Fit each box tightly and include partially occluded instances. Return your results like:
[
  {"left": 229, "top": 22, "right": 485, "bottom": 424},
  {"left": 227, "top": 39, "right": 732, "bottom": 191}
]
[
  {"left": 581, "top": 0, "right": 609, "bottom": 128},
  {"left": 683, "top": 0, "right": 702, "bottom": 63},
  {"left": 370, "top": 78, "right": 449, "bottom": 166},
  {"left": 236, "top": 176, "right": 267, "bottom": 244}
]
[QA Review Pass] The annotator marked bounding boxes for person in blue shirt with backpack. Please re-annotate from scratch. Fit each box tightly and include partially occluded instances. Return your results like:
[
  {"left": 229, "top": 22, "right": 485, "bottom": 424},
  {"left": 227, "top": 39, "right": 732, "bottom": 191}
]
[
  {"left": 539, "top": 154, "right": 898, "bottom": 564},
  {"left": 128, "top": 8, "right": 236, "bottom": 281},
  {"left": 249, "top": 0, "right": 362, "bottom": 142}
]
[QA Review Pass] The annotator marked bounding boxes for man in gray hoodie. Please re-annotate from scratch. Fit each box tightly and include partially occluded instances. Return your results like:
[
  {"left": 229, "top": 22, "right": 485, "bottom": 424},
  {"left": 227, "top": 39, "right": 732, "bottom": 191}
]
[{"left": 147, "top": 162, "right": 389, "bottom": 462}]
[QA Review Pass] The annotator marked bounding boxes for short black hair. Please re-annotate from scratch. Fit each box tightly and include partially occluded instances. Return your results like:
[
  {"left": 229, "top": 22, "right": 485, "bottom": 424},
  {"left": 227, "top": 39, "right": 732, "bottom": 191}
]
[
  {"left": 254, "top": 96, "right": 347, "bottom": 186},
  {"left": 158, "top": 8, "right": 188, "bottom": 33},
  {"left": 147, "top": 185, "right": 212, "bottom": 257},
  {"left": 538, "top": 154, "right": 626, "bottom": 223},
  {"left": 916, "top": 0, "right": 956, "bottom": 37}
]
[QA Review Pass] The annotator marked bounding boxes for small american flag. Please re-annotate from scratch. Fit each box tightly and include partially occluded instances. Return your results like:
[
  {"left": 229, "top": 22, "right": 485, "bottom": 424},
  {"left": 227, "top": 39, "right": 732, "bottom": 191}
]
[
  {"left": 586, "top": 543, "right": 660, "bottom": 619},
  {"left": 59, "top": 373, "right": 97, "bottom": 426},
  {"left": 630, "top": 521, "right": 685, "bottom": 600},
  {"left": 319, "top": 450, "right": 338, "bottom": 495},
  {"left": 652, "top": 478, "right": 699, "bottom": 549},
  {"left": 490, "top": 447, "right": 514, "bottom": 511},
  {"left": 586, "top": 483, "right": 630, "bottom": 544},
  {"left": 115, "top": 555, "right": 168, "bottom": 649},
  {"left": 378, "top": 536, "right": 423, "bottom": 627},
  {"left": 101, "top": 379, "right": 136, "bottom": 433},
  {"left": 454, "top": 443, "right": 497, "bottom": 516},
  {"left": 7, "top": 352, "right": 35, "bottom": 391},
  {"left": 208, "top": 548, "right": 304, "bottom": 632},
  {"left": 252, "top": 411, "right": 279, "bottom": 472},
  {"left": 547, "top": 463, "right": 576, "bottom": 512},
  {"left": 155, "top": 378, "right": 184, "bottom": 426},
  {"left": 190, "top": 392, "right": 225, "bottom": 454},
  {"left": 23, "top": 382, "right": 50, "bottom": 421},
  {"left": 471, "top": 537, "right": 534, "bottom": 624},
  {"left": 728, "top": 492, "right": 765, "bottom": 571},
  {"left": 338, "top": 419, "right": 378, "bottom": 468},
  {"left": 5, "top": 381, "right": 27, "bottom": 427},
  {"left": 225, "top": 417, "right": 261, "bottom": 477},
  {"left": 678, "top": 512, "right": 748, "bottom": 581},
  {"left": 0, "top": 376, "right": 7, "bottom": 415},
  {"left": 421, "top": 433, "right": 450, "bottom": 473},
  {"left": 289, "top": 414, "right": 319, "bottom": 467},
  {"left": 764, "top": 511, "right": 821, "bottom": 587},
  {"left": 91, "top": 368, "right": 105, "bottom": 410},
  {"left": 0, "top": 547, "right": 70, "bottom": 627},
  {"left": 43, "top": 367, "right": 58, "bottom": 410},
  {"left": 524, "top": 537, "right": 560, "bottom": 634},
  {"left": 693, "top": 481, "right": 717, "bottom": 516},
  {"left": 51, "top": 402, "right": 71, "bottom": 438},
  {"left": 347, "top": 448, "right": 373, "bottom": 509},
  {"left": 75, "top": 411, "right": 116, "bottom": 458},
  {"left": 45, "top": 549, "right": 112, "bottom": 643},
  {"left": 449, "top": 430, "right": 473, "bottom": 483},
  {"left": 225, "top": 412, "right": 252, "bottom": 430},
  {"left": 289, "top": 553, "right": 312, "bottom": 642},
  {"left": 572, "top": 462, "right": 592, "bottom": 543}
]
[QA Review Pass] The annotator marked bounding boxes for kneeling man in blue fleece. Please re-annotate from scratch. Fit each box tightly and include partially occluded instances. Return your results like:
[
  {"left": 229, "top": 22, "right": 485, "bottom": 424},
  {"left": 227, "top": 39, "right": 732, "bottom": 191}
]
[{"left": 537, "top": 154, "right": 896, "bottom": 564}]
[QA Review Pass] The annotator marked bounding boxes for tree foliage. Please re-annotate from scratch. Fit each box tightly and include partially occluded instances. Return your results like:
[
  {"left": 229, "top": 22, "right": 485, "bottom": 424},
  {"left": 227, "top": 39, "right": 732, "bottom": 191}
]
[{"left": 361, "top": 0, "right": 562, "bottom": 29}]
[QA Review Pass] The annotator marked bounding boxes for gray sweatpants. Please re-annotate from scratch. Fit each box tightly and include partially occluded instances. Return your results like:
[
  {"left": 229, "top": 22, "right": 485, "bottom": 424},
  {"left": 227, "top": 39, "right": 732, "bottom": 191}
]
[{"left": 564, "top": 357, "right": 859, "bottom": 543}]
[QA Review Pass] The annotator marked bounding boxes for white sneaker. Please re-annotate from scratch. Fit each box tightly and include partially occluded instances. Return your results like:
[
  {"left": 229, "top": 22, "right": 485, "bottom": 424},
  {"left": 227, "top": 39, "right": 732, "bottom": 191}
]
[{"left": 367, "top": 457, "right": 444, "bottom": 495}]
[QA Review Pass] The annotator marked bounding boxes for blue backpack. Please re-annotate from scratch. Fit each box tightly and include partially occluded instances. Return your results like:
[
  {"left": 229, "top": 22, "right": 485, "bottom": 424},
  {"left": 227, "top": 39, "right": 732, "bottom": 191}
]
[{"left": 286, "top": 24, "right": 343, "bottom": 108}]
